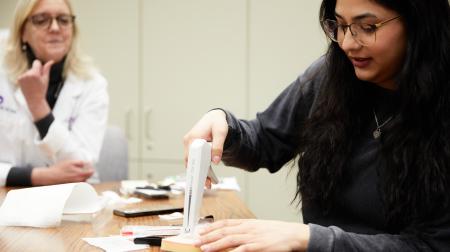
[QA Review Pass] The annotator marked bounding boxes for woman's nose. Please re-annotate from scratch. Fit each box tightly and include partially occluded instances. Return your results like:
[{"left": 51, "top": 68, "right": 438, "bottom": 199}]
[
  {"left": 340, "top": 30, "right": 362, "bottom": 52},
  {"left": 49, "top": 18, "right": 61, "bottom": 31}
]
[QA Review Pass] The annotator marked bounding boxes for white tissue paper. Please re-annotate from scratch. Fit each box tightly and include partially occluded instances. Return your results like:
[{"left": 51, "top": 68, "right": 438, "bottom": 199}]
[{"left": 0, "top": 182, "right": 102, "bottom": 228}]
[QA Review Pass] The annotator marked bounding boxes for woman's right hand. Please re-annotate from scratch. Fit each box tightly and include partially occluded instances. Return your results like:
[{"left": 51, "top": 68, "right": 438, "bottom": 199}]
[
  {"left": 183, "top": 109, "right": 229, "bottom": 166},
  {"left": 31, "top": 160, "right": 94, "bottom": 186},
  {"left": 17, "top": 59, "right": 54, "bottom": 121}
]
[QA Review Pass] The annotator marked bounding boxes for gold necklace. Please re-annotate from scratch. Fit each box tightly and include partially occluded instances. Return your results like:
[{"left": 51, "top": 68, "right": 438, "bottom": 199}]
[{"left": 373, "top": 110, "right": 392, "bottom": 139}]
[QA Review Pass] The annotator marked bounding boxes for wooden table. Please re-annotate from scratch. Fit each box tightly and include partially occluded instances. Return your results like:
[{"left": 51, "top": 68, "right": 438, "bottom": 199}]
[{"left": 0, "top": 182, "right": 255, "bottom": 252}]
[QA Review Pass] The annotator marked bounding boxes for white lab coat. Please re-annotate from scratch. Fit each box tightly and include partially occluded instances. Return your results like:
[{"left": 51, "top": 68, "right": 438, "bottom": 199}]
[{"left": 0, "top": 61, "right": 109, "bottom": 186}]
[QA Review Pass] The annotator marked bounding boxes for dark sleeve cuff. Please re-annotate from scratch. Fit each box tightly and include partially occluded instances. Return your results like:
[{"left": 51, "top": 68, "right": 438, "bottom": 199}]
[
  {"left": 6, "top": 166, "right": 33, "bottom": 187},
  {"left": 208, "top": 108, "right": 239, "bottom": 150},
  {"left": 307, "top": 224, "right": 334, "bottom": 252},
  {"left": 34, "top": 112, "right": 55, "bottom": 139}
]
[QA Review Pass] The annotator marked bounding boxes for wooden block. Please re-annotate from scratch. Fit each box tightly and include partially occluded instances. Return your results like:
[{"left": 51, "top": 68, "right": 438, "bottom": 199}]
[{"left": 160, "top": 235, "right": 201, "bottom": 252}]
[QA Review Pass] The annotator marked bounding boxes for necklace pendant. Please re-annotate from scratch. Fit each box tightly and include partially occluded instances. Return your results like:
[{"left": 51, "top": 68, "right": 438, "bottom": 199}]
[{"left": 373, "top": 128, "right": 381, "bottom": 139}]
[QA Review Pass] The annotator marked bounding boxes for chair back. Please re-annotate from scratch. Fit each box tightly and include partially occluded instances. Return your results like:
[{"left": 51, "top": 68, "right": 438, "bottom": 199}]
[{"left": 96, "top": 125, "right": 129, "bottom": 182}]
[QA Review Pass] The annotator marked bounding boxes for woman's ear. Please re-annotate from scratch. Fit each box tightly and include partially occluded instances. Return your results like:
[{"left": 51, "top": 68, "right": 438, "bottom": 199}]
[
  {"left": 21, "top": 24, "right": 29, "bottom": 44},
  {"left": 21, "top": 31, "right": 29, "bottom": 51}
]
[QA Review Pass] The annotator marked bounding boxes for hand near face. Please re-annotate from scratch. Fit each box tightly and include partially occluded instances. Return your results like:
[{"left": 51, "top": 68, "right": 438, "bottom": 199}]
[
  {"left": 31, "top": 160, "right": 94, "bottom": 186},
  {"left": 196, "top": 219, "right": 310, "bottom": 252},
  {"left": 17, "top": 59, "right": 54, "bottom": 121}
]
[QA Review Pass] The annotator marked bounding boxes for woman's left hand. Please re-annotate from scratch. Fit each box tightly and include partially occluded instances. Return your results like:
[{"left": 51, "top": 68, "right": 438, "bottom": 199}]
[{"left": 196, "top": 219, "right": 310, "bottom": 252}]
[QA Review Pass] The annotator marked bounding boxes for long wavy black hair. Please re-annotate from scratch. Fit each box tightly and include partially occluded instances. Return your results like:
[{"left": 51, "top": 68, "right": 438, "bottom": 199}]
[{"left": 297, "top": 0, "right": 450, "bottom": 228}]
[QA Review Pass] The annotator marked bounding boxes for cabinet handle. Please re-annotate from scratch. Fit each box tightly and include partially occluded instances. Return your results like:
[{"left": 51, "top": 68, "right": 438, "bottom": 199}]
[
  {"left": 125, "top": 108, "right": 132, "bottom": 140},
  {"left": 144, "top": 108, "right": 153, "bottom": 150}
]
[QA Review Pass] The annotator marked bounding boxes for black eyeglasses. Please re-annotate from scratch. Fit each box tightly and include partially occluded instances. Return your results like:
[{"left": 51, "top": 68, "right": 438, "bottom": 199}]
[
  {"left": 28, "top": 13, "right": 76, "bottom": 30},
  {"left": 321, "top": 16, "right": 400, "bottom": 46}
]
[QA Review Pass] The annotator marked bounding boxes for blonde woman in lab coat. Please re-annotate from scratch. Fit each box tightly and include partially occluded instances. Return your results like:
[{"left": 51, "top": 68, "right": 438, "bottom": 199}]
[{"left": 0, "top": 0, "right": 108, "bottom": 187}]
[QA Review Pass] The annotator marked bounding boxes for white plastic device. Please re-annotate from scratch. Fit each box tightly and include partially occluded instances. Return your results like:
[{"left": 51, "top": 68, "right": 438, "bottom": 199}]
[{"left": 182, "top": 139, "right": 211, "bottom": 234}]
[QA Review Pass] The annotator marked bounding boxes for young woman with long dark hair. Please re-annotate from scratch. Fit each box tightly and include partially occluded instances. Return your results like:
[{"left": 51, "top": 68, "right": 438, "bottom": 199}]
[{"left": 183, "top": 0, "right": 450, "bottom": 251}]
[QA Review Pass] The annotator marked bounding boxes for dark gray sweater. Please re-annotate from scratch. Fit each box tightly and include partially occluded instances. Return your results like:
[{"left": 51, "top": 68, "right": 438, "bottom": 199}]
[{"left": 220, "top": 58, "right": 450, "bottom": 251}]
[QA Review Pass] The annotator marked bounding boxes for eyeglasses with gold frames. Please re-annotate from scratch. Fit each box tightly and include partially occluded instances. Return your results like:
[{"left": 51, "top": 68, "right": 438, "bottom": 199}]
[
  {"left": 322, "top": 16, "right": 400, "bottom": 46},
  {"left": 28, "top": 13, "right": 76, "bottom": 30}
]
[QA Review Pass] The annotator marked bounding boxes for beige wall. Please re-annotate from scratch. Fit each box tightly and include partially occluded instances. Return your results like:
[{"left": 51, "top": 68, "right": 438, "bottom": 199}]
[
  {"left": 0, "top": 1, "right": 327, "bottom": 222},
  {"left": 0, "top": 1, "right": 16, "bottom": 28}
]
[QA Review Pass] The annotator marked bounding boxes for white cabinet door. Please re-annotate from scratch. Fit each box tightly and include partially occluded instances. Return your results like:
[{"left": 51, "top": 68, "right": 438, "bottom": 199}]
[
  {"left": 72, "top": 0, "right": 141, "bottom": 160},
  {"left": 141, "top": 0, "right": 247, "bottom": 162},
  {"left": 249, "top": 0, "right": 327, "bottom": 114},
  {"left": 247, "top": 0, "right": 327, "bottom": 221}
]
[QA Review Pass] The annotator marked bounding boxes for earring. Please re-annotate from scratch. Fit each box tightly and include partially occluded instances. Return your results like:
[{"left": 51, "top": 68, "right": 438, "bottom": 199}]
[{"left": 21, "top": 42, "right": 27, "bottom": 51}]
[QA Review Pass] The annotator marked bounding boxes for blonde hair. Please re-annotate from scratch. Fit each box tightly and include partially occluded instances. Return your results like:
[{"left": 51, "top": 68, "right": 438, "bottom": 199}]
[{"left": 3, "top": 0, "right": 94, "bottom": 83}]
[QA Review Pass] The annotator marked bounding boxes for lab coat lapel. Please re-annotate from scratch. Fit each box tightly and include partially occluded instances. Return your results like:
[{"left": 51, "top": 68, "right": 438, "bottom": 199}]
[{"left": 52, "top": 74, "right": 84, "bottom": 128}]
